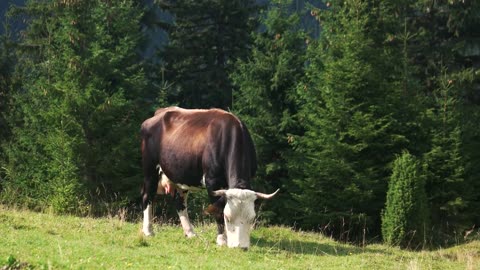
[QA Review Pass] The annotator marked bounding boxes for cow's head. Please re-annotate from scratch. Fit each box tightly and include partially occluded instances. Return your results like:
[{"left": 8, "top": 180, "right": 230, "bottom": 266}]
[{"left": 213, "top": 188, "right": 279, "bottom": 249}]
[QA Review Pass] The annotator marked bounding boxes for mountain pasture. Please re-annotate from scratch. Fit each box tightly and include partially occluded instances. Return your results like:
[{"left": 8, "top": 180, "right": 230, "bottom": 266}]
[{"left": 0, "top": 207, "right": 478, "bottom": 269}]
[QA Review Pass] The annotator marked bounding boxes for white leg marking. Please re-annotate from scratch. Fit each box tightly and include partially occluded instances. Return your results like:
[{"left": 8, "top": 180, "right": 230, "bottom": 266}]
[
  {"left": 178, "top": 209, "right": 196, "bottom": 238},
  {"left": 142, "top": 204, "right": 154, "bottom": 236},
  {"left": 216, "top": 234, "right": 227, "bottom": 246},
  {"left": 201, "top": 174, "right": 206, "bottom": 188}
]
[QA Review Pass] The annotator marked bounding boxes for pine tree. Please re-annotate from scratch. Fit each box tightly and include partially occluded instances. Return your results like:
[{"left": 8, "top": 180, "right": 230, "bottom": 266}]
[
  {"left": 382, "top": 151, "right": 429, "bottom": 249},
  {"left": 230, "top": 0, "right": 307, "bottom": 224},
  {"left": 158, "top": 0, "right": 259, "bottom": 109}
]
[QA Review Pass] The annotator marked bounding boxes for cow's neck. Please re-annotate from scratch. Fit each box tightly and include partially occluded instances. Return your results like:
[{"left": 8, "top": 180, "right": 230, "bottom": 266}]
[{"left": 230, "top": 178, "right": 251, "bottom": 190}]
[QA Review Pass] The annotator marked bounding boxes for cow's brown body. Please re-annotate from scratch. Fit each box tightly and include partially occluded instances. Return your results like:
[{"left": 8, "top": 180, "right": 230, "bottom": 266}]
[{"left": 140, "top": 107, "right": 257, "bottom": 238}]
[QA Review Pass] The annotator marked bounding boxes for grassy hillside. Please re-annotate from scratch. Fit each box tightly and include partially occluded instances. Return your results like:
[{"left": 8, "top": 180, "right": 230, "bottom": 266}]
[{"left": 0, "top": 206, "right": 478, "bottom": 269}]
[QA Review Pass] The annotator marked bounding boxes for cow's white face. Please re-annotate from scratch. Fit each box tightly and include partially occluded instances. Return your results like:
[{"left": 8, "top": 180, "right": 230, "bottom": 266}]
[
  {"left": 212, "top": 188, "right": 279, "bottom": 249},
  {"left": 222, "top": 189, "right": 257, "bottom": 249}
]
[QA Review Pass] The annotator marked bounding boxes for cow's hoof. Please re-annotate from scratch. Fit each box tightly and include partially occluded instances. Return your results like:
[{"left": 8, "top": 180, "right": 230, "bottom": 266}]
[
  {"left": 216, "top": 234, "right": 227, "bottom": 246},
  {"left": 185, "top": 231, "right": 196, "bottom": 238},
  {"left": 142, "top": 228, "right": 154, "bottom": 236}
]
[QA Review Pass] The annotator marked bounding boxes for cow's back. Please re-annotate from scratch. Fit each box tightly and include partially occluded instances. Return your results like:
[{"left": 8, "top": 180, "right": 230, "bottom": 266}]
[{"left": 141, "top": 107, "right": 255, "bottom": 188}]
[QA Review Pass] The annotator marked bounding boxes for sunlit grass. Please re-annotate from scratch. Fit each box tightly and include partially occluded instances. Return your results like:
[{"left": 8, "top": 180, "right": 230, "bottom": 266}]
[{"left": 0, "top": 206, "right": 478, "bottom": 269}]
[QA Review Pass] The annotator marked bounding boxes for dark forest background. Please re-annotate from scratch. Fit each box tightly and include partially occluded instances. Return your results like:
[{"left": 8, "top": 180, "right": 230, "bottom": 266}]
[{"left": 1, "top": 0, "right": 479, "bottom": 248}]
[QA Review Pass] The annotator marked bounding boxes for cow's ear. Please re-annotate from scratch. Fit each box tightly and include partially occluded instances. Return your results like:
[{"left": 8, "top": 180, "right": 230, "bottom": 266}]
[
  {"left": 204, "top": 204, "right": 217, "bottom": 215},
  {"left": 212, "top": 189, "right": 227, "bottom": 197},
  {"left": 204, "top": 204, "right": 223, "bottom": 219}
]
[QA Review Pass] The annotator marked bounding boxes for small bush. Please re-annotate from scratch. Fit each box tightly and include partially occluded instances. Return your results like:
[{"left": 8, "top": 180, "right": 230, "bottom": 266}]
[{"left": 382, "top": 151, "right": 429, "bottom": 249}]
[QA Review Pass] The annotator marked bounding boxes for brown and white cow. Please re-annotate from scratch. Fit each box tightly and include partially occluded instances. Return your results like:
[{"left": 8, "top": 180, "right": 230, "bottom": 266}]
[{"left": 140, "top": 107, "right": 278, "bottom": 249}]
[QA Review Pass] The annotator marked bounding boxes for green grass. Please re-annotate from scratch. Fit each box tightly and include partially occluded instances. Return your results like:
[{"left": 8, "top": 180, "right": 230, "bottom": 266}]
[{"left": 0, "top": 206, "right": 478, "bottom": 270}]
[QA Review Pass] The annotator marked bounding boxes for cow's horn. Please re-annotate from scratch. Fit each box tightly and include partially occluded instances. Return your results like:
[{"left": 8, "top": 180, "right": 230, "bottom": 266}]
[
  {"left": 256, "top": 189, "right": 280, "bottom": 200},
  {"left": 212, "top": 190, "right": 227, "bottom": 197}
]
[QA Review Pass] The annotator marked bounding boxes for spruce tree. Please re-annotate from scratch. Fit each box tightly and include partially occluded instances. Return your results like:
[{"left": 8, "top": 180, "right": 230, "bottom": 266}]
[
  {"left": 158, "top": 0, "right": 259, "bottom": 109},
  {"left": 2, "top": 0, "right": 151, "bottom": 212},
  {"left": 409, "top": 0, "right": 480, "bottom": 239},
  {"left": 230, "top": 0, "right": 307, "bottom": 224},
  {"left": 423, "top": 70, "right": 471, "bottom": 239},
  {"left": 0, "top": 33, "right": 15, "bottom": 162},
  {"left": 382, "top": 151, "right": 429, "bottom": 249},
  {"left": 289, "top": 0, "right": 413, "bottom": 239},
  {"left": 365, "top": 0, "right": 480, "bottom": 241}
]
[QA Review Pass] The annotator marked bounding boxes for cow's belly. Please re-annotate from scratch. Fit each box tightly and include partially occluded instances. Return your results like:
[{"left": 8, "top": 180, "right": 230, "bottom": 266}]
[
  {"left": 156, "top": 171, "right": 204, "bottom": 195},
  {"left": 159, "top": 152, "right": 204, "bottom": 187}
]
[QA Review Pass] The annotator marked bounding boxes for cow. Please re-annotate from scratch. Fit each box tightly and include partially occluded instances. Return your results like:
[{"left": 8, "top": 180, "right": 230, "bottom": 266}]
[{"left": 140, "top": 106, "right": 279, "bottom": 249}]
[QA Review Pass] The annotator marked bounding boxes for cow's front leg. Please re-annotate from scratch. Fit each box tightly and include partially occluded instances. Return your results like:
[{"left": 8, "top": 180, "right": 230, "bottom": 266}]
[
  {"left": 215, "top": 215, "right": 226, "bottom": 246},
  {"left": 175, "top": 190, "right": 196, "bottom": 238},
  {"left": 205, "top": 176, "right": 227, "bottom": 245},
  {"left": 206, "top": 193, "right": 226, "bottom": 246}
]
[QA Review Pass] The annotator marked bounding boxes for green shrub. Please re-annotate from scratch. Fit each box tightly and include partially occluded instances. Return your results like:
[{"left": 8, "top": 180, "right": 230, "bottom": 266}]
[{"left": 382, "top": 151, "right": 429, "bottom": 249}]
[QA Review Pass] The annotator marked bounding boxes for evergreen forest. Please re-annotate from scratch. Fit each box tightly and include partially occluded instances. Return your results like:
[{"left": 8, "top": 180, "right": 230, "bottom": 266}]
[{"left": 1, "top": 0, "right": 479, "bottom": 248}]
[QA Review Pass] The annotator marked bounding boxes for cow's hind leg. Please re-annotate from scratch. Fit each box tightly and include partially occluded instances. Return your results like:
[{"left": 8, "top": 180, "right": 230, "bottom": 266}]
[
  {"left": 141, "top": 162, "right": 159, "bottom": 236},
  {"left": 142, "top": 197, "right": 155, "bottom": 236},
  {"left": 142, "top": 179, "right": 157, "bottom": 236},
  {"left": 175, "top": 190, "right": 196, "bottom": 238}
]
